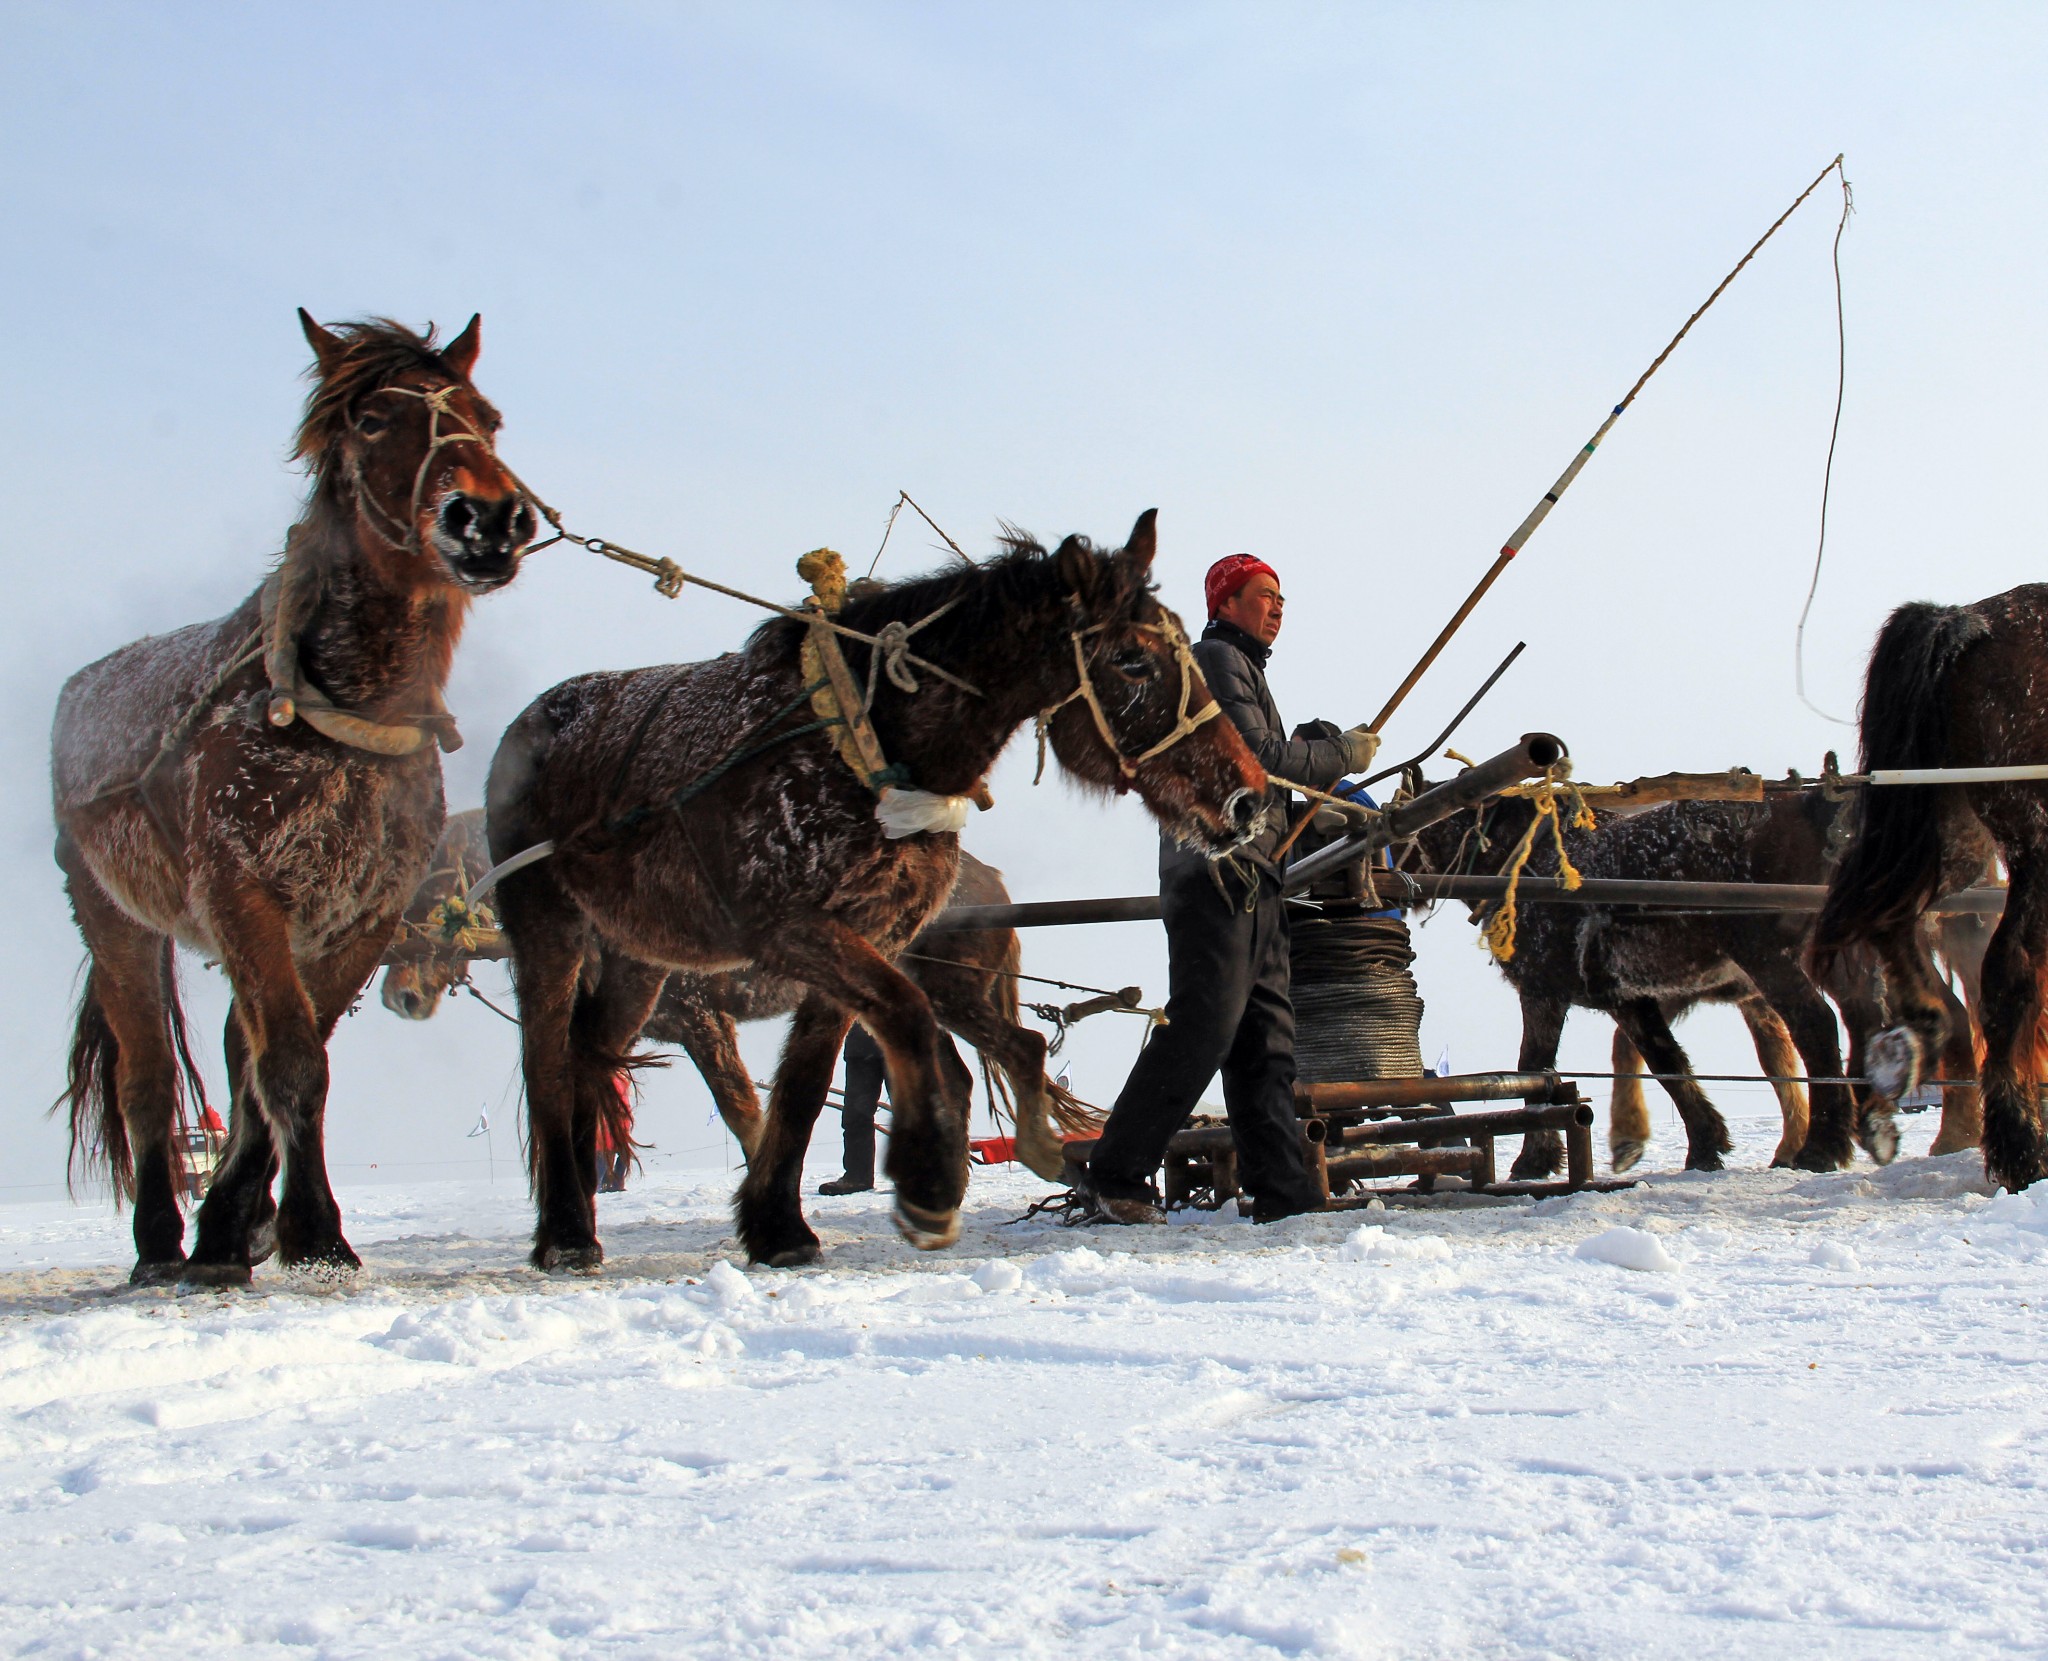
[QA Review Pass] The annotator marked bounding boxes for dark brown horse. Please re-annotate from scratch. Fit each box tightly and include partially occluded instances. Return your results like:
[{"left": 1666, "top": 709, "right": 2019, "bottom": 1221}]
[
  {"left": 53, "top": 313, "right": 533, "bottom": 1284},
  {"left": 379, "top": 831, "right": 1094, "bottom": 1174},
  {"left": 1411, "top": 785, "right": 1979, "bottom": 1176},
  {"left": 486, "top": 513, "right": 1265, "bottom": 1268},
  {"left": 1812, "top": 587, "right": 2048, "bottom": 1193}
]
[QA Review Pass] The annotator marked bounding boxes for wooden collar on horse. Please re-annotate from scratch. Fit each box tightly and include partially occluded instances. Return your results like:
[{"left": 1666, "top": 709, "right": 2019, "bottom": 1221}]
[{"left": 259, "top": 530, "right": 461, "bottom": 757}]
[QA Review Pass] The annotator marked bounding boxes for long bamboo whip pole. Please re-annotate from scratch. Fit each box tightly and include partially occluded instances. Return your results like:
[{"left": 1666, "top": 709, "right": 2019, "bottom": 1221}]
[{"left": 1367, "top": 154, "right": 1848, "bottom": 734}]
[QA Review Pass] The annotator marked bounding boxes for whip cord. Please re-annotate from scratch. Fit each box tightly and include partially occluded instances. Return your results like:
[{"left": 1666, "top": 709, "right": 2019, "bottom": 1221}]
[{"left": 1795, "top": 168, "right": 1857, "bottom": 726}]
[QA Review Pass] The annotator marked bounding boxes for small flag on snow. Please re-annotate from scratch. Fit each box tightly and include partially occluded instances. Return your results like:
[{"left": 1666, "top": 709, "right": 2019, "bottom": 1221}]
[{"left": 467, "top": 1109, "right": 490, "bottom": 1138}]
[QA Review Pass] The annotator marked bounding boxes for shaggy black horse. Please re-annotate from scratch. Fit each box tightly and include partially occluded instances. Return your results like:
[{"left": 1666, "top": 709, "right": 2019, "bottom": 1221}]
[{"left": 1410, "top": 784, "right": 1979, "bottom": 1176}]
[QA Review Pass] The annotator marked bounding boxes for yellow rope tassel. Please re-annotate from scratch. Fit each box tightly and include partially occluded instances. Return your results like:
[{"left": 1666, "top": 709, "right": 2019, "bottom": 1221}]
[{"left": 1481, "top": 764, "right": 1597, "bottom": 963}]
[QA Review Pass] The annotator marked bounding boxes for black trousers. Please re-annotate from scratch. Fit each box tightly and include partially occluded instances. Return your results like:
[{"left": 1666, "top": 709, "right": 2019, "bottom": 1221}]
[
  {"left": 838, "top": 1023, "right": 885, "bottom": 1182},
  {"left": 1087, "top": 862, "right": 1318, "bottom": 1213}
]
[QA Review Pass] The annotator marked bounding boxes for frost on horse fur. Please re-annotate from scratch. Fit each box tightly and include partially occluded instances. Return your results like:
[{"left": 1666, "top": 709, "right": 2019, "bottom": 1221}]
[
  {"left": 50, "top": 311, "right": 533, "bottom": 1285},
  {"left": 486, "top": 511, "right": 1267, "bottom": 1271}
]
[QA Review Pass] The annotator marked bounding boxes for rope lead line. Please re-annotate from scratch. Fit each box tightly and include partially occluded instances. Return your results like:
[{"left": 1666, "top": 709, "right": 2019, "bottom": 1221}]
[
  {"left": 1795, "top": 165, "right": 1857, "bottom": 726},
  {"left": 1366, "top": 153, "right": 1852, "bottom": 737}
]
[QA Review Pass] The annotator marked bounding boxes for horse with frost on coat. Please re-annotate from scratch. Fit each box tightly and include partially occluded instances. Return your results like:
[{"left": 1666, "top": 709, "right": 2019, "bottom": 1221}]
[
  {"left": 52, "top": 312, "right": 534, "bottom": 1284},
  {"left": 487, "top": 512, "right": 1266, "bottom": 1268}
]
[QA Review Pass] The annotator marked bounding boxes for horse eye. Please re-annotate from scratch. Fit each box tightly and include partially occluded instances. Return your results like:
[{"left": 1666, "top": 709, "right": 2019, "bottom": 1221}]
[
  {"left": 1111, "top": 649, "right": 1158, "bottom": 682},
  {"left": 356, "top": 413, "right": 389, "bottom": 439}
]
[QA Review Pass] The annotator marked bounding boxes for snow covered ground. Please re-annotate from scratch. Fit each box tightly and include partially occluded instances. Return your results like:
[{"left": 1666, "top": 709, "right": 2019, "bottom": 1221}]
[{"left": 4, "top": 1111, "right": 2046, "bottom": 1659}]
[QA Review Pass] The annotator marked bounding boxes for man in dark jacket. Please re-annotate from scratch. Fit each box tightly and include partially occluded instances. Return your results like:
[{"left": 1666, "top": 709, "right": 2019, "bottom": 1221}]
[{"left": 1081, "top": 555, "right": 1379, "bottom": 1224}]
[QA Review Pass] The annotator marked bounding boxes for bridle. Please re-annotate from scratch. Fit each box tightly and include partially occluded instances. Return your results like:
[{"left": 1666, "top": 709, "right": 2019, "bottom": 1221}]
[
  {"left": 1034, "top": 609, "right": 1222, "bottom": 788},
  {"left": 344, "top": 381, "right": 510, "bottom": 558}
]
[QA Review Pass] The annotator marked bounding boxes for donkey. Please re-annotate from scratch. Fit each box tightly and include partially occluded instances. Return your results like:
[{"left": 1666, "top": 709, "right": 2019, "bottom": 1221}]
[
  {"left": 1812, "top": 588, "right": 2048, "bottom": 1194},
  {"left": 486, "top": 513, "right": 1265, "bottom": 1268},
  {"left": 53, "top": 313, "right": 533, "bottom": 1283},
  {"left": 1410, "top": 786, "right": 1978, "bottom": 1177},
  {"left": 379, "top": 827, "right": 1090, "bottom": 1176}
]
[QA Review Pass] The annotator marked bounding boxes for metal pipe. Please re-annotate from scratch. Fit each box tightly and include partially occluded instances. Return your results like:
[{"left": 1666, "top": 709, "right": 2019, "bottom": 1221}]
[
  {"left": 1328, "top": 1099, "right": 1593, "bottom": 1148},
  {"left": 1283, "top": 733, "right": 1568, "bottom": 895},
  {"left": 1325, "top": 1146, "right": 1483, "bottom": 1184},
  {"left": 1295, "top": 1071, "right": 1569, "bottom": 1111}
]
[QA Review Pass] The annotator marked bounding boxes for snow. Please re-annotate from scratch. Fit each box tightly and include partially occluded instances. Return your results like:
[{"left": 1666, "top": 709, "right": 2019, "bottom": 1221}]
[{"left": 4, "top": 1116, "right": 2047, "bottom": 1658}]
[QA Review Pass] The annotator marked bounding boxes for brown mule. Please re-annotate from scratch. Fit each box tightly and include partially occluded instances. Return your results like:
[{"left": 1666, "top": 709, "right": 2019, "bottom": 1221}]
[
  {"left": 486, "top": 512, "right": 1265, "bottom": 1269},
  {"left": 52, "top": 312, "right": 534, "bottom": 1285}
]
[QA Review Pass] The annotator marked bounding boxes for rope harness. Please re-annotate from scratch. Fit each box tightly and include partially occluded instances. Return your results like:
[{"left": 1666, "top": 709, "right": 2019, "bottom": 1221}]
[
  {"left": 1032, "top": 614, "right": 1220, "bottom": 788},
  {"left": 1473, "top": 764, "right": 1598, "bottom": 963}
]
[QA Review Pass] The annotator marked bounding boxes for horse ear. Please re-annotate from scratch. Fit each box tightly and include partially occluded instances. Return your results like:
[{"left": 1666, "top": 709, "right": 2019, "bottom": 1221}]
[
  {"left": 298, "top": 308, "right": 344, "bottom": 372},
  {"left": 442, "top": 314, "right": 482, "bottom": 379},
  {"left": 1053, "top": 534, "right": 1099, "bottom": 599},
  {"left": 1122, "top": 509, "right": 1158, "bottom": 574}
]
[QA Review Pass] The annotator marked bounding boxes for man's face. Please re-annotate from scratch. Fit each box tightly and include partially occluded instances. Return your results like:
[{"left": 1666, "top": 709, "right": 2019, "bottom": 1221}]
[{"left": 1217, "top": 573, "right": 1285, "bottom": 646}]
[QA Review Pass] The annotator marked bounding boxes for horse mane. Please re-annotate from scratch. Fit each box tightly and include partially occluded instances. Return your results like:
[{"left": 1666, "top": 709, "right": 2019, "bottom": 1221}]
[
  {"left": 747, "top": 527, "right": 1153, "bottom": 674},
  {"left": 291, "top": 318, "right": 494, "bottom": 478}
]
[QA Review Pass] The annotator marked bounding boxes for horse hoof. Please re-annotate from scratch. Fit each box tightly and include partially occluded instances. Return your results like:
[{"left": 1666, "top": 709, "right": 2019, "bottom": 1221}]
[
  {"left": 893, "top": 1199, "right": 961, "bottom": 1251},
  {"left": 537, "top": 1244, "right": 603, "bottom": 1275},
  {"left": 1793, "top": 1140, "right": 1850, "bottom": 1173},
  {"left": 1609, "top": 1141, "right": 1645, "bottom": 1175},
  {"left": 179, "top": 1260, "right": 254, "bottom": 1289},
  {"left": 1867, "top": 1028, "right": 1922, "bottom": 1101},
  {"left": 128, "top": 1258, "right": 187, "bottom": 1287},
  {"left": 1859, "top": 1112, "right": 1901, "bottom": 1167},
  {"left": 1684, "top": 1149, "right": 1726, "bottom": 1173},
  {"left": 763, "top": 1243, "right": 821, "bottom": 1269},
  {"left": 249, "top": 1220, "right": 278, "bottom": 1266}
]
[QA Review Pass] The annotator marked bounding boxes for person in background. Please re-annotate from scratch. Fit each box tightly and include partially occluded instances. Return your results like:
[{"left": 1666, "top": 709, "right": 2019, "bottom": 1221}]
[
  {"left": 818, "top": 1024, "right": 886, "bottom": 1195},
  {"left": 1078, "top": 554, "right": 1380, "bottom": 1225}
]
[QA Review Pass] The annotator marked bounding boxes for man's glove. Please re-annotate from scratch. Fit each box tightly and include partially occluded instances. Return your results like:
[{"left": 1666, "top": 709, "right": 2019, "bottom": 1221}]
[{"left": 1340, "top": 725, "right": 1381, "bottom": 773}]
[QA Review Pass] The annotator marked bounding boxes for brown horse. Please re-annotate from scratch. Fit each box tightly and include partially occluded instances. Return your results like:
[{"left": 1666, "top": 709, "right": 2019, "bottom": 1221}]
[
  {"left": 643, "top": 849, "right": 1098, "bottom": 1175},
  {"left": 53, "top": 313, "right": 533, "bottom": 1284},
  {"left": 1812, "top": 588, "right": 2048, "bottom": 1193},
  {"left": 486, "top": 513, "right": 1265, "bottom": 1268},
  {"left": 379, "top": 831, "right": 1094, "bottom": 1174}
]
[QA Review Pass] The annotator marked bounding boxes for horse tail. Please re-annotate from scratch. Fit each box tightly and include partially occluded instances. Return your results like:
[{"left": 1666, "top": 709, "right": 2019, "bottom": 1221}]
[
  {"left": 60, "top": 964, "right": 130, "bottom": 1199},
  {"left": 1812, "top": 601, "right": 1990, "bottom": 976},
  {"left": 58, "top": 942, "right": 208, "bottom": 1201}
]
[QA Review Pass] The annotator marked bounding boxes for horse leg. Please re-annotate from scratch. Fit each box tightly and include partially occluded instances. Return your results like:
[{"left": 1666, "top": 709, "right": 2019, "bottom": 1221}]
[
  {"left": 1609, "top": 1026, "right": 1652, "bottom": 1174},
  {"left": 1737, "top": 961, "right": 1854, "bottom": 1166},
  {"left": 1735, "top": 997, "right": 1808, "bottom": 1168},
  {"left": 566, "top": 948, "right": 670, "bottom": 1229},
  {"left": 57, "top": 850, "right": 189, "bottom": 1282},
  {"left": 502, "top": 888, "right": 598, "bottom": 1271},
  {"left": 1976, "top": 856, "right": 2048, "bottom": 1192},
  {"left": 735, "top": 991, "right": 856, "bottom": 1266},
  {"left": 220, "top": 1004, "right": 282, "bottom": 1265},
  {"left": 928, "top": 979, "right": 1056, "bottom": 1179},
  {"left": 1510, "top": 992, "right": 1567, "bottom": 1180},
  {"left": 660, "top": 997, "right": 766, "bottom": 1162},
  {"left": 187, "top": 894, "right": 379, "bottom": 1281},
  {"left": 1925, "top": 965, "right": 1984, "bottom": 1156},
  {"left": 748, "top": 921, "right": 973, "bottom": 1260},
  {"left": 1611, "top": 998, "right": 1731, "bottom": 1171}
]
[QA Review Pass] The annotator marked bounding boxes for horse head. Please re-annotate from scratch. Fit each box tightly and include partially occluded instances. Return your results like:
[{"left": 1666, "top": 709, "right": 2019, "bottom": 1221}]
[
  {"left": 295, "top": 311, "right": 535, "bottom": 594},
  {"left": 1038, "top": 509, "right": 1267, "bottom": 856},
  {"left": 379, "top": 957, "right": 462, "bottom": 1021}
]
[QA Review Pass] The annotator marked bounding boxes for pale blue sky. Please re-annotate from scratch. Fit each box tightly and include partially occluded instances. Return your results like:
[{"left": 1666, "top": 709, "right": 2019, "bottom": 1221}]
[{"left": 5, "top": 3, "right": 2045, "bottom": 1195}]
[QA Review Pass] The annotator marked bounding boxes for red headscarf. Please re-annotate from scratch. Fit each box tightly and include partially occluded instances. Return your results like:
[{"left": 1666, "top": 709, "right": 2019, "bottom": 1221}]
[{"left": 1204, "top": 554, "right": 1279, "bottom": 619}]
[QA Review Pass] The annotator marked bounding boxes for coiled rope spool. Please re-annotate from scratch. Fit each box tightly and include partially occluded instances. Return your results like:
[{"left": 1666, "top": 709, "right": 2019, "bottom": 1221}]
[{"left": 1289, "top": 909, "right": 1427, "bottom": 1083}]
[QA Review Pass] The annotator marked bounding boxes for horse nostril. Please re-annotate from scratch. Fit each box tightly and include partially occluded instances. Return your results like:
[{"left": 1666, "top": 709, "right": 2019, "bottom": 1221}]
[
  {"left": 510, "top": 502, "right": 535, "bottom": 545},
  {"left": 439, "top": 497, "right": 477, "bottom": 539},
  {"left": 1224, "top": 788, "right": 1261, "bottom": 832}
]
